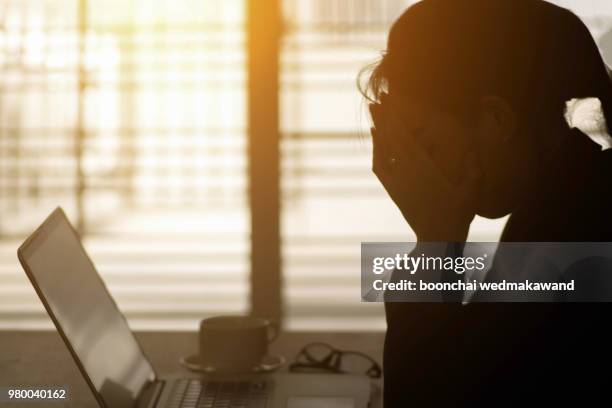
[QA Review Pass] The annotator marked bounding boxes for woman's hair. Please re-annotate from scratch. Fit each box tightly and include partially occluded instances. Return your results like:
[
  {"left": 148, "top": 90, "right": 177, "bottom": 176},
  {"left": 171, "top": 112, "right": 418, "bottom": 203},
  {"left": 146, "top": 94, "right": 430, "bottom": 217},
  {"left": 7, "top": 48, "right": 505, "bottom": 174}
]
[{"left": 359, "top": 0, "right": 612, "bottom": 140}]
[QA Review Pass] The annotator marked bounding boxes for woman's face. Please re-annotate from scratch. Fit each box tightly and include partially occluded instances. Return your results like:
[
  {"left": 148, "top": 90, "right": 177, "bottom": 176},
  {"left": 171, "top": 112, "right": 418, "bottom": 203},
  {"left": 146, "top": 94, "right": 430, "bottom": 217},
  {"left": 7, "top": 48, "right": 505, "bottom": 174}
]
[{"left": 387, "top": 93, "right": 535, "bottom": 218}]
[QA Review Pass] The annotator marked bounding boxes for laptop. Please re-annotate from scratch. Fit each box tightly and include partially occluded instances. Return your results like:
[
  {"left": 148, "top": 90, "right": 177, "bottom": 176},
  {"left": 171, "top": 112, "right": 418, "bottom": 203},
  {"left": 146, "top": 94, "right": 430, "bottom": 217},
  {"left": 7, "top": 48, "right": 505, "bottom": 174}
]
[{"left": 17, "top": 208, "right": 373, "bottom": 408}]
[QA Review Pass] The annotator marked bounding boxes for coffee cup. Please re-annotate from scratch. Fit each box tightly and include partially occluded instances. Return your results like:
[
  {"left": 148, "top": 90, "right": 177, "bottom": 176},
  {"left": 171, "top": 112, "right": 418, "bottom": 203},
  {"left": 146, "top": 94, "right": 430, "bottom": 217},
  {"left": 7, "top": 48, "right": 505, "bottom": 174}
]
[{"left": 197, "top": 316, "right": 278, "bottom": 371}]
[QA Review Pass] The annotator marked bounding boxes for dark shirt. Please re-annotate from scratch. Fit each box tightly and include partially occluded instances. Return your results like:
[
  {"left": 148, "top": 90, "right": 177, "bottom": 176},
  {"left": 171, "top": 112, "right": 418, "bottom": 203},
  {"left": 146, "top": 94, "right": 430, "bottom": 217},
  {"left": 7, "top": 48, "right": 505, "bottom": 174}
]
[{"left": 383, "top": 129, "right": 612, "bottom": 407}]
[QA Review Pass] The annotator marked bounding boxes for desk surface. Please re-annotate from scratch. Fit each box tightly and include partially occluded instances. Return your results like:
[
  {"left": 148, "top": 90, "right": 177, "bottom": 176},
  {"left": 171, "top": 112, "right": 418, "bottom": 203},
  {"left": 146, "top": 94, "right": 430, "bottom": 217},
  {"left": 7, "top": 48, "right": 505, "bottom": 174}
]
[{"left": 0, "top": 331, "right": 384, "bottom": 407}]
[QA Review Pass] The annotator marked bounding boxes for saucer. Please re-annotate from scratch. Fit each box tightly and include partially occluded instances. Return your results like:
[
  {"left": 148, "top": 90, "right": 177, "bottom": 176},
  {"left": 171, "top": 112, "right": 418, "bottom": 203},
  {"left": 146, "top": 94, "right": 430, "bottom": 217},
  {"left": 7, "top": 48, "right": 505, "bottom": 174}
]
[{"left": 179, "top": 354, "right": 285, "bottom": 374}]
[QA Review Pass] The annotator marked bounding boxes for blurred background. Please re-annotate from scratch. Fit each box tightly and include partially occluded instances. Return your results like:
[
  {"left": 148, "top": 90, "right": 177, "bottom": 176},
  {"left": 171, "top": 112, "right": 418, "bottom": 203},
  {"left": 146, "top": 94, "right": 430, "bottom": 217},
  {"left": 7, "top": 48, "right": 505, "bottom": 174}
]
[{"left": 0, "top": 0, "right": 611, "bottom": 331}]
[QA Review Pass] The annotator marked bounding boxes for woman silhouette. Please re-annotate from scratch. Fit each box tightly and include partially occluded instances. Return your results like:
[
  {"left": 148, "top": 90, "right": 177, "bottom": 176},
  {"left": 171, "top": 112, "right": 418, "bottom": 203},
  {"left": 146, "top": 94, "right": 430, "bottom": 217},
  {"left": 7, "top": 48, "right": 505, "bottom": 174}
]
[{"left": 360, "top": 0, "right": 612, "bottom": 406}]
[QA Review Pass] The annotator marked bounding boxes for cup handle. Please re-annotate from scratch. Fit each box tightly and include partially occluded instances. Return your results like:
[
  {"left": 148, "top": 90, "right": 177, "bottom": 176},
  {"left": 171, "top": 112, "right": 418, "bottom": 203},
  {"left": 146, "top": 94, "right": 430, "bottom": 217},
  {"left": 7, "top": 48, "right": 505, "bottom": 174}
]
[{"left": 265, "top": 319, "right": 279, "bottom": 342}]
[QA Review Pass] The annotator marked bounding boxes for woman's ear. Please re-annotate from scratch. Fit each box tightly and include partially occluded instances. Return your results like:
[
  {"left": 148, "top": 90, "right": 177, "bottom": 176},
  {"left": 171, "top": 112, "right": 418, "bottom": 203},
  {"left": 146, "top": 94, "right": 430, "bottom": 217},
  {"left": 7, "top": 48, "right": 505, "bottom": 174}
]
[{"left": 477, "top": 96, "right": 518, "bottom": 142}]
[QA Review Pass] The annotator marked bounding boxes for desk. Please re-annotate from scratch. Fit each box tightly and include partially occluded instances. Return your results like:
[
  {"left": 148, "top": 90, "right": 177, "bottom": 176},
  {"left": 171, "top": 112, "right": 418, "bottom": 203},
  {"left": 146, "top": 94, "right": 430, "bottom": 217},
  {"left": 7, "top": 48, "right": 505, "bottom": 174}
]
[{"left": 0, "top": 331, "right": 384, "bottom": 407}]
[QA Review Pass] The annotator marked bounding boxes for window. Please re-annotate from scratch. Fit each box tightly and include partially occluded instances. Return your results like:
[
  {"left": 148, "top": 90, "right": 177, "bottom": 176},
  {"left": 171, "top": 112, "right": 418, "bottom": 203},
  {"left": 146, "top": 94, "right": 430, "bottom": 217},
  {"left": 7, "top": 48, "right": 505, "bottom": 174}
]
[
  {"left": 1, "top": 0, "right": 611, "bottom": 331},
  {"left": 0, "top": 0, "right": 248, "bottom": 329}
]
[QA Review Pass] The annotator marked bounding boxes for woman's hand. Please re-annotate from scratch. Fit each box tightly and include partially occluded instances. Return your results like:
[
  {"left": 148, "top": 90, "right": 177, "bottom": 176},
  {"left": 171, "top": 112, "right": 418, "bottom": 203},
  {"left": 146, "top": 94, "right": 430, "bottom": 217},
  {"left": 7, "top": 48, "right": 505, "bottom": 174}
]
[{"left": 370, "top": 102, "right": 481, "bottom": 242}]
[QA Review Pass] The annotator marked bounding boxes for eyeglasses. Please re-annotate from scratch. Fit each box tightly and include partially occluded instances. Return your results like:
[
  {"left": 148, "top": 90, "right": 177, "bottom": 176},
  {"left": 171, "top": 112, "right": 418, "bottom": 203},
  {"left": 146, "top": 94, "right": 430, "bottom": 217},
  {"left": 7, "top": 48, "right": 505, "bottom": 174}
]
[{"left": 289, "top": 342, "right": 382, "bottom": 379}]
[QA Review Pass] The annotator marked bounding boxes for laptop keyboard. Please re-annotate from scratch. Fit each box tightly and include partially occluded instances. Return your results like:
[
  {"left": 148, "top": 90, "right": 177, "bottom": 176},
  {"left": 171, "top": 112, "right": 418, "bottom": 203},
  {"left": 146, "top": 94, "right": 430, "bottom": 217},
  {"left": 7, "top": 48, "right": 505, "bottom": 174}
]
[{"left": 165, "top": 378, "right": 270, "bottom": 408}]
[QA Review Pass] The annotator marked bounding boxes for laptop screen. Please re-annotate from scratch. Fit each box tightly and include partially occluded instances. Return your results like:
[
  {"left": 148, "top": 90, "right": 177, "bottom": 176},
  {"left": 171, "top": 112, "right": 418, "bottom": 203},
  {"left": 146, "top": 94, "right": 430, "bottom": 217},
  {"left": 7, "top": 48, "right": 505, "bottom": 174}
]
[{"left": 18, "top": 208, "right": 156, "bottom": 408}]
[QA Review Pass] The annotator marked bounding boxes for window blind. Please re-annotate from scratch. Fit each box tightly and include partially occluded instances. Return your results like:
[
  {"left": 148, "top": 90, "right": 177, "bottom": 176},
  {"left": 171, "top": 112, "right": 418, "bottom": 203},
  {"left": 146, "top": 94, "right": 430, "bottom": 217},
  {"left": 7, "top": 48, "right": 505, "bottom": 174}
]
[{"left": 0, "top": 0, "right": 249, "bottom": 330}]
